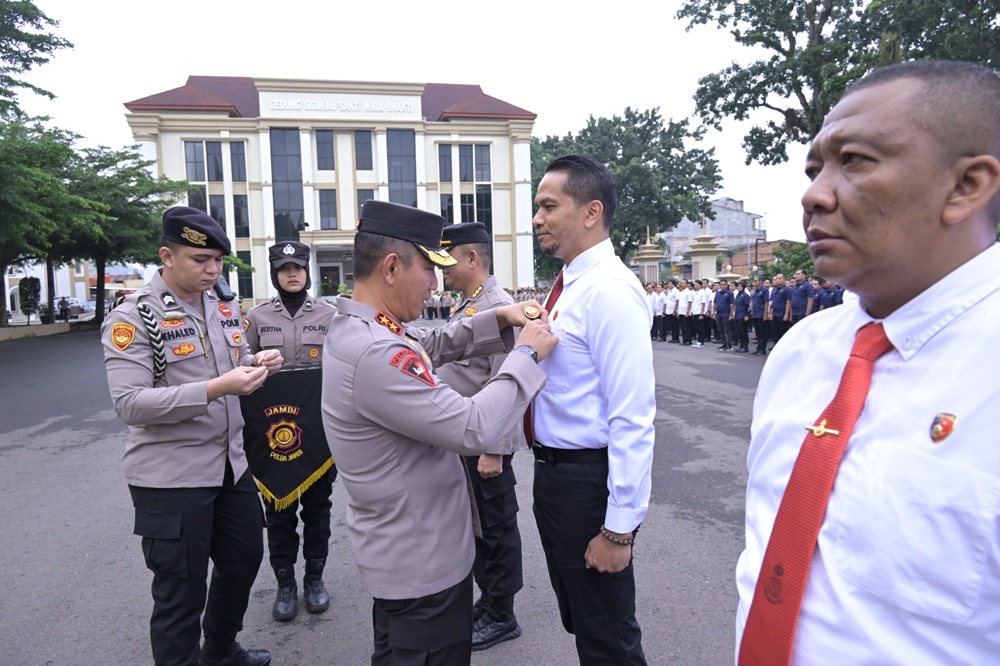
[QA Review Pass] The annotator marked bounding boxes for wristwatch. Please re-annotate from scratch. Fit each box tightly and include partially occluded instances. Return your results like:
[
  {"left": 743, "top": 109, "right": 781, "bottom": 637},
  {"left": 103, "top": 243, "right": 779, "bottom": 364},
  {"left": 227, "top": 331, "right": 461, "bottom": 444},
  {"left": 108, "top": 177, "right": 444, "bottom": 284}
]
[{"left": 513, "top": 344, "right": 538, "bottom": 363}]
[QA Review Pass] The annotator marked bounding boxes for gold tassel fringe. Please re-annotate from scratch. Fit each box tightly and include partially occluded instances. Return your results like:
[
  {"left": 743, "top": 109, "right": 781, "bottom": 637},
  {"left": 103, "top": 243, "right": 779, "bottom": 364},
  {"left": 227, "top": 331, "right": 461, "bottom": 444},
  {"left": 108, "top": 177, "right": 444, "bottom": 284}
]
[{"left": 255, "top": 457, "right": 334, "bottom": 511}]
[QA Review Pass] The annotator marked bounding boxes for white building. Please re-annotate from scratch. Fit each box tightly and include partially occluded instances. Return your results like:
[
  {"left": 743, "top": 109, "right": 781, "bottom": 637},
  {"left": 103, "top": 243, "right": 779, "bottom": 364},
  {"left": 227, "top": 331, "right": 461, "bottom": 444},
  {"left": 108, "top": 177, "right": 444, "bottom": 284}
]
[{"left": 123, "top": 76, "right": 538, "bottom": 304}]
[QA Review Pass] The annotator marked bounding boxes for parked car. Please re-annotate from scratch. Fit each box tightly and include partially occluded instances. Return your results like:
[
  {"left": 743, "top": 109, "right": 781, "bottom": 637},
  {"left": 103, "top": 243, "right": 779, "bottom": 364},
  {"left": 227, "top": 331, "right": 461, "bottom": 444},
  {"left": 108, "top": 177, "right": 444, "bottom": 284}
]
[{"left": 56, "top": 297, "right": 96, "bottom": 319}]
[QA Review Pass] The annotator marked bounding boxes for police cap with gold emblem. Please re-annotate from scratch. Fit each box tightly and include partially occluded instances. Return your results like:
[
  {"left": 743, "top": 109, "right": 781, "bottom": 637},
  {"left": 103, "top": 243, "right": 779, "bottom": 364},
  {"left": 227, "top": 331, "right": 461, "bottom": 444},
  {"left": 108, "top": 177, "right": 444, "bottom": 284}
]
[
  {"left": 358, "top": 200, "right": 456, "bottom": 267},
  {"left": 269, "top": 241, "right": 310, "bottom": 268},
  {"left": 441, "top": 222, "right": 490, "bottom": 247},
  {"left": 161, "top": 206, "right": 231, "bottom": 254}
]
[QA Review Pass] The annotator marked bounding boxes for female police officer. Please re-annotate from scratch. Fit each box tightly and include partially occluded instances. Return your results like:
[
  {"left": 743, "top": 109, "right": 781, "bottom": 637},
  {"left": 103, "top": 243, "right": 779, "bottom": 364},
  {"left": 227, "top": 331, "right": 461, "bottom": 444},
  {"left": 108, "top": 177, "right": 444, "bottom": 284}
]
[{"left": 244, "top": 241, "right": 337, "bottom": 621}]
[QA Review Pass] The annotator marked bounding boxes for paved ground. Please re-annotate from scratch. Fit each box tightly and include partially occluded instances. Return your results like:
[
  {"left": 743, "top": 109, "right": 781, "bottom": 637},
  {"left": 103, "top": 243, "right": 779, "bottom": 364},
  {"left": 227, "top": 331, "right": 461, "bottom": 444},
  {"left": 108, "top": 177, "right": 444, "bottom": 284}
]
[{"left": 0, "top": 324, "right": 765, "bottom": 665}]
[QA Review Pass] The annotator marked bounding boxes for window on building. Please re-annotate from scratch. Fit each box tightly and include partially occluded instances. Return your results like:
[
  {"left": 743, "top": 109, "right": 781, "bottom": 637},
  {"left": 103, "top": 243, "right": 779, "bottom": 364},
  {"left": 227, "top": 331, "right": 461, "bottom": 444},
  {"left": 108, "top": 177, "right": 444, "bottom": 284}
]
[
  {"left": 387, "top": 129, "right": 416, "bottom": 207},
  {"left": 459, "top": 144, "right": 474, "bottom": 182},
  {"left": 319, "top": 190, "right": 338, "bottom": 230},
  {"left": 474, "top": 145, "right": 491, "bottom": 182},
  {"left": 237, "top": 251, "right": 253, "bottom": 299},
  {"left": 185, "top": 141, "right": 205, "bottom": 182},
  {"left": 233, "top": 194, "right": 249, "bottom": 238},
  {"left": 440, "top": 194, "right": 454, "bottom": 224},
  {"left": 316, "top": 130, "right": 335, "bottom": 171},
  {"left": 270, "top": 128, "right": 304, "bottom": 241},
  {"left": 355, "top": 130, "right": 373, "bottom": 170},
  {"left": 357, "top": 189, "right": 375, "bottom": 217},
  {"left": 188, "top": 185, "right": 207, "bottom": 212},
  {"left": 438, "top": 144, "right": 452, "bottom": 182},
  {"left": 209, "top": 194, "right": 226, "bottom": 225},
  {"left": 475, "top": 184, "right": 492, "bottom": 235},
  {"left": 206, "top": 142, "right": 224, "bottom": 182},
  {"left": 230, "top": 142, "right": 247, "bottom": 182},
  {"left": 460, "top": 193, "right": 475, "bottom": 222}
]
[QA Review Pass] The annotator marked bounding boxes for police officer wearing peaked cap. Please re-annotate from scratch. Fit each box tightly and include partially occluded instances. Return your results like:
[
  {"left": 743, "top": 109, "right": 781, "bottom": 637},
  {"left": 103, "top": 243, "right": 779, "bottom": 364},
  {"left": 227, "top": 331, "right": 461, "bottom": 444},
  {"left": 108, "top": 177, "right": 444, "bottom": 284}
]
[
  {"left": 437, "top": 222, "right": 526, "bottom": 651},
  {"left": 102, "top": 205, "right": 283, "bottom": 666},
  {"left": 322, "top": 200, "right": 557, "bottom": 665},
  {"left": 243, "top": 241, "right": 338, "bottom": 623}
]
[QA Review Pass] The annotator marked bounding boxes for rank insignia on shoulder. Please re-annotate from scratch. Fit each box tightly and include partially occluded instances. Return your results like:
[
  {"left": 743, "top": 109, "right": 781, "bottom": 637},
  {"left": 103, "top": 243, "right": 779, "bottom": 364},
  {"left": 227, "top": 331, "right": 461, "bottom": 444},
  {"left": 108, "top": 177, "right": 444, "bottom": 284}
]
[
  {"left": 111, "top": 323, "right": 136, "bottom": 351},
  {"left": 309, "top": 347, "right": 319, "bottom": 358},
  {"left": 930, "top": 413, "right": 957, "bottom": 443},
  {"left": 218, "top": 303, "right": 233, "bottom": 318},
  {"left": 465, "top": 306, "right": 478, "bottom": 317},
  {"left": 376, "top": 311, "right": 403, "bottom": 335},
  {"left": 471, "top": 285, "right": 483, "bottom": 299},
  {"left": 231, "top": 332, "right": 242, "bottom": 344},
  {"left": 173, "top": 342, "right": 196, "bottom": 356}
]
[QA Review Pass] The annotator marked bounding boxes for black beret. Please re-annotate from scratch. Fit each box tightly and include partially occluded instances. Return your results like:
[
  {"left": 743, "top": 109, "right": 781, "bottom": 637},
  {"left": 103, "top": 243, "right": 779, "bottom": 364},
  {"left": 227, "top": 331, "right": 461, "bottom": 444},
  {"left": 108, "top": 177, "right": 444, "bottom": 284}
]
[
  {"left": 161, "top": 206, "right": 231, "bottom": 254},
  {"left": 441, "top": 222, "right": 490, "bottom": 247},
  {"left": 269, "top": 241, "right": 310, "bottom": 268},
  {"left": 357, "top": 200, "right": 456, "bottom": 267}
]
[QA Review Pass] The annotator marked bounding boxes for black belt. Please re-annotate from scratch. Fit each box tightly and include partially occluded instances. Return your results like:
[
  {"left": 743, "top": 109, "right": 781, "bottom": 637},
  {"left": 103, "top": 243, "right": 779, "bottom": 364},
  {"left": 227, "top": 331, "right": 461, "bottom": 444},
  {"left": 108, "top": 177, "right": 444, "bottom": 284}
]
[{"left": 532, "top": 443, "right": 608, "bottom": 464}]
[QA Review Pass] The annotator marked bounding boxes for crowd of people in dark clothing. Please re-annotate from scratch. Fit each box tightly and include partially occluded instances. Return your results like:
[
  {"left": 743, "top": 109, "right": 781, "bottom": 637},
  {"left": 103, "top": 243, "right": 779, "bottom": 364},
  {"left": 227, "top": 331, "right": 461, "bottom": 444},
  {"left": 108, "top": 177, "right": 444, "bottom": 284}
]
[{"left": 645, "top": 271, "right": 845, "bottom": 354}]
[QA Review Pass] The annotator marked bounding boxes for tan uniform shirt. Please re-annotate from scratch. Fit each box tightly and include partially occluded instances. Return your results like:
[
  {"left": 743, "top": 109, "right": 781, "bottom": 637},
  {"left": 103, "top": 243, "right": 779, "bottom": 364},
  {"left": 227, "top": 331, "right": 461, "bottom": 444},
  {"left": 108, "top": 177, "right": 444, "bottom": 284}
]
[
  {"left": 102, "top": 271, "right": 254, "bottom": 488},
  {"left": 244, "top": 295, "right": 336, "bottom": 367},
  {"left": 321, "top": 296, "right": 546, "bottom": 599},
  {"left": 435, "top": 276, "right": 522, "bottom": 455}
]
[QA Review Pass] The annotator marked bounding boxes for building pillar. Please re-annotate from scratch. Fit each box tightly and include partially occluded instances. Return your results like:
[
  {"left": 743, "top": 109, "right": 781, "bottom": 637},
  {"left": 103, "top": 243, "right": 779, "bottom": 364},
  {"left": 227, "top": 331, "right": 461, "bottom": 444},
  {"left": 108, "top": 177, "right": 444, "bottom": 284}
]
[{"left": 300, "top": 129, "right": 315, "bottom": 231}]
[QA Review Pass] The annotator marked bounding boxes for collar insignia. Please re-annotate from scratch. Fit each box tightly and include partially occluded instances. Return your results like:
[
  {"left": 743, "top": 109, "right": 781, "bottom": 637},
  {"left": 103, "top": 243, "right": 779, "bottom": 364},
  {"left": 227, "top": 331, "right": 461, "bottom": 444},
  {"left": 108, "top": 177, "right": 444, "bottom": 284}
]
[
  {"left": 930, "top": 413, "right": 957, "bottom": 443},
  {"left": 375, "top": 312, "right": 402, "bottom": 335},
  {"left": 471, "top": 285, "right": 484, "bottom": 299},
  {"left": 161, "top": 292, "right": 179, "bottom": 309}
]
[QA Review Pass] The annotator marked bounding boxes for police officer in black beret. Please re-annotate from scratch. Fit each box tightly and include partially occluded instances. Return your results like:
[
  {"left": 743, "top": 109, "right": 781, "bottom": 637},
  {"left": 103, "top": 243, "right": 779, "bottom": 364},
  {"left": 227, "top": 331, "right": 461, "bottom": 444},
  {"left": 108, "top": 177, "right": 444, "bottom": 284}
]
[{"left": 103, "top": 206, "right": 282, "bottom": 666}]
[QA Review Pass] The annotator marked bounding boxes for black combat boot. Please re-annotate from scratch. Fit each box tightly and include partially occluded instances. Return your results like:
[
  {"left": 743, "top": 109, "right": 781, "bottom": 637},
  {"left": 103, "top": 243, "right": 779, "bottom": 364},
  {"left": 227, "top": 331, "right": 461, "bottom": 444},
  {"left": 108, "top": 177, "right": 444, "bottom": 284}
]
[
  {"left": 471, "top": 595, "right": 522, "bottom": 651},
  {"left": 272, "top": 566, "right": 297, "bottom": 622},
  {"left": 303, "top": 558, "right": 330, "bottom": 614},
  {"left": 199, "top": 640, "right": 271, "bottom": 666},
  {"left": 473, "top": 591, "right": 492, "bottom": 623}
]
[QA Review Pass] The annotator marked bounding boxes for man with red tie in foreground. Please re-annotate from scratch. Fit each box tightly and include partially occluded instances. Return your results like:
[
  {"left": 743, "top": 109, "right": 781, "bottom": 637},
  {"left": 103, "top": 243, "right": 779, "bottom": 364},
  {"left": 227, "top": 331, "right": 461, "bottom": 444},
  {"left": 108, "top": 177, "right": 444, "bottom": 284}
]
[{"left": 737, "top": 60, "right": 1000, "bottom": 665}]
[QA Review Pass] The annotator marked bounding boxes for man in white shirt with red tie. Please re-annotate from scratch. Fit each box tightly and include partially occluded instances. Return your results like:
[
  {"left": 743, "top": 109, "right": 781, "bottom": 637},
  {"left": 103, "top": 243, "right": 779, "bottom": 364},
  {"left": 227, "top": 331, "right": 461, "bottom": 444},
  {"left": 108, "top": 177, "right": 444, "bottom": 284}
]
[
  {"left": 530, "top": 154, "right": 655, "bottom": 665},
  {"left": 737, "top": 60, "right": 1000, "bottom": 665}
]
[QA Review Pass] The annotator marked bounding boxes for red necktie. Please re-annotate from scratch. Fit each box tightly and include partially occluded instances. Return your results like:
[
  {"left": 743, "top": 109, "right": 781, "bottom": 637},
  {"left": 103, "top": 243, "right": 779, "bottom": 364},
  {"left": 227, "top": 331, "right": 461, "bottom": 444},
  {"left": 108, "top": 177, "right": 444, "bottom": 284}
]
[
  {"left": 522, "top": 270, "right": 565, "bottom": 446},
  {"left": 739, "top": 323, "right": 894, "bottom": 665}
]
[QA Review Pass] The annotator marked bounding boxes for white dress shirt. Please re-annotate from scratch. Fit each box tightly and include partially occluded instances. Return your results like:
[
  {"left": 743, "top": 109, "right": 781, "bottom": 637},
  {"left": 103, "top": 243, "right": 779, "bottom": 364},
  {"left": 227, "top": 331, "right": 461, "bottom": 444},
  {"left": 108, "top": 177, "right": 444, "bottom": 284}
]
[
  {"left": 736, "top": 243, "right": 1000, "bottom": 664},
  {"left": 534, "top": 239, "right": 656, "bottom": 533},
  {"left": 679, "top": 288, "right": 693, "bottom": 315},
  {"left": 666, "top": 287, "right": 679, "bottom": 315},
  {"left": 653, "top": 289, "right": 667, "bottom": 316}
]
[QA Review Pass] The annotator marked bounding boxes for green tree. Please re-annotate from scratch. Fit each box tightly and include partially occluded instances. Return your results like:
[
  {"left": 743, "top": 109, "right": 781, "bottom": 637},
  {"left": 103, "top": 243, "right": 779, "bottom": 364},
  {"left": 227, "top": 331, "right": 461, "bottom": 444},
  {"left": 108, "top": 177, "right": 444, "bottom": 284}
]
[
  {"left": 676, "top": 0, "right": 1000, "bottom": 165},
  {"left": 57, "top": 145, "right": 189, "bottom": 324},
  {"left": 18, "top": 274, "right": 39, "bottom": 324},
  {"left": 532, "top": 108, "right": 721, "bottom": 276},
  {"left": 759, "top": 240, "right": 813, "bottom": 280},
  {"left": 0, "top": 0, "right": 72, "bottom": 114},
  {"left": 0, "top": 116, "right": 97, "bottom": 325}
]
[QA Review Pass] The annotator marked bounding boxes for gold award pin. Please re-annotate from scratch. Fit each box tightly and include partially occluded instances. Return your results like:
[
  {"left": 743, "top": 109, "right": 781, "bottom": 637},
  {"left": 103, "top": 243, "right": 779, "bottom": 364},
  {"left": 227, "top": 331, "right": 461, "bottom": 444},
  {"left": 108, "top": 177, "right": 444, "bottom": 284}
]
[{"left": 524, "top": 305, "right": 541, "bottom": 320}]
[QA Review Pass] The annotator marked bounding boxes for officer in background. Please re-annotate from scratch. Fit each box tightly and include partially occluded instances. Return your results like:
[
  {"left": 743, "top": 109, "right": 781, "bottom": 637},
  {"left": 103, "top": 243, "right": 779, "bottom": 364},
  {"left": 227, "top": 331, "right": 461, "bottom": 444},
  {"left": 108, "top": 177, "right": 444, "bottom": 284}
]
[
  {"left": 103, "top": 206, "right": 283, "bottom": 666},
  {"left": 437, "top": 223, "right": 524, "bottom": 651},
  {"left": 322, "top": 200, "right": 556, "bottom": 665},
  {"left": 244, "top": 242, "right": 337, "bottom": 622}
]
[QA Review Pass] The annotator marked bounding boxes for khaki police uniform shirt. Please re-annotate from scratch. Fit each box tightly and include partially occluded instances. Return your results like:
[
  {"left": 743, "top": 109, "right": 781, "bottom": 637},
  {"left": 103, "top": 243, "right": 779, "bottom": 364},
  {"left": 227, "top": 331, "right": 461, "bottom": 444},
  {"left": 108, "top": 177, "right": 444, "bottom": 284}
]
[
  {"left": 244, "top": 295, "right": 336, "bottom": 366},
  {"left": 321, "top": 296, "right": 546, "bottom": 600},
  {"left": 102, "top": 270, "right": 255, "bottom": 488},
  {"left": 435, "top": 276, "right": 522, "bottom": 455}
]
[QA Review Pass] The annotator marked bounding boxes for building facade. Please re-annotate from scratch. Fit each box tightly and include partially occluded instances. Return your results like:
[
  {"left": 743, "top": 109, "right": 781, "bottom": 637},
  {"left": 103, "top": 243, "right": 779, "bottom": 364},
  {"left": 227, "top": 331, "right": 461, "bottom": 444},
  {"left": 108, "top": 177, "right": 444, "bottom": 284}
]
[{"left": 124, "top": 76, "right": 537, "bottom": 305}]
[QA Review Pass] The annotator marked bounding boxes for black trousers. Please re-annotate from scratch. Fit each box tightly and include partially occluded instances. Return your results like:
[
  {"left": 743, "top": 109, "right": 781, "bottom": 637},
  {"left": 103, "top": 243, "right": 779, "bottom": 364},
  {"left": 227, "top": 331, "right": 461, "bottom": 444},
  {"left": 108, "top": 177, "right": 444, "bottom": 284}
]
[
  {"left": 751, "top": 318, "right": 767, "bottom": 352},
  {"left": 735, "top": 318, "right": 750, "bottom": 348},
  {"left": 649, "top": 315, "right": 660, "bottom": 340},
  {"left": 533, "top": 453, "right": 646, "bottom": 666},
  {"left": 716, "top": 317, "right": 732, "bottom": 347},
  {"left": 666, "top": 314, "right": 679, "bottom": 341},
  {"left": 464, "top": 454, "right": 523, "bottom": 601},
  {"left": 265, "top": 466, "right": 336, "bottom": 570},
  {"left": 372, "top": 571, "right": 474, "bottom": 666},
  {"left": 439, "top": 306, "right": 450, "bottom": 319},
  {"left": 129, "top": 465, "right": 264, "bottom": 666},
  {"left": 426, "top": 306, "right": 436, "bottom": 319},
  {"left": 679, "top": 316, "right": 693, "bottom": 343},
  {"left": 773, "top": 318, "right": 791, "bottom": 344}
]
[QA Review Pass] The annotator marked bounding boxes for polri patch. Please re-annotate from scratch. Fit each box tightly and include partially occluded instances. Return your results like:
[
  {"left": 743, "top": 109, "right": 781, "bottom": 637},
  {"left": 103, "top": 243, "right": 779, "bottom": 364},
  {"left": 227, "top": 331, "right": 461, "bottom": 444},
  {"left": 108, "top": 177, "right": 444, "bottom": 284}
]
[
  {"left": 173, "top": 343, "right": 196, "bottom": 356},
  {"left": 465, "top": 306, "right": 478, "bottom": 317},
  {"left": 161, "top": 318, "right": 186, "bottom": 329},
  {"left": 231, "top": 332, "right": 242, "bottom": 344},
  {"left": 111, "top": 323, "right": 136, "bottom": 351},
  {"left": 398, "top": 353, "right": 436, "bottom": 387},
  {"left": 930, "top": 413, "right": 957, "bottom": 443},
  {"left": 309, "top": 347, "right": 319, "bottom": 358},
  {"left": 218, "top": 302, "right": 233, "bottom": 318}
]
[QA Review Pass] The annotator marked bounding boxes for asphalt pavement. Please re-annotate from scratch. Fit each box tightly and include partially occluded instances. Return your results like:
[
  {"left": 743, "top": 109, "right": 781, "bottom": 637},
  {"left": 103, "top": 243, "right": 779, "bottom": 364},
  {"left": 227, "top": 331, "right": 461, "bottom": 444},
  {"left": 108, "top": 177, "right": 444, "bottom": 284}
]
[{"left": 0, "top": 323, "right": 764, "bottom": 665}]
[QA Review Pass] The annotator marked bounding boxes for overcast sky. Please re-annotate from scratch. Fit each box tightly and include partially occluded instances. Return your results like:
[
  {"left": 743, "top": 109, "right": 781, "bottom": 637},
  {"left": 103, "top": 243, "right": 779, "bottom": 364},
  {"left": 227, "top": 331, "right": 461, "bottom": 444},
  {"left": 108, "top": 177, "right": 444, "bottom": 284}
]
[{"left": 20, "top": 0, "right": 809, "bottom": 242}]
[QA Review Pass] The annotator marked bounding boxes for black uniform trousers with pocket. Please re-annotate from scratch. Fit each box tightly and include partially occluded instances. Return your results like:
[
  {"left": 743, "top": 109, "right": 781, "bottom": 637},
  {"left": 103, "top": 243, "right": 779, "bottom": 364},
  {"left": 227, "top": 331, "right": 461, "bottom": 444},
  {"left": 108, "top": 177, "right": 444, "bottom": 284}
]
[
  {"left": 463, "top": 453, "right": 523, "bottom": 601},
  {"left": 129, "top": 463, "right": 264, "bottom": 666},
  {"left": 371, "top": 571, "right": 474, "bottom": 666},
  {"left": 533, "top": 448, "right": 646, "bottom": 666}
]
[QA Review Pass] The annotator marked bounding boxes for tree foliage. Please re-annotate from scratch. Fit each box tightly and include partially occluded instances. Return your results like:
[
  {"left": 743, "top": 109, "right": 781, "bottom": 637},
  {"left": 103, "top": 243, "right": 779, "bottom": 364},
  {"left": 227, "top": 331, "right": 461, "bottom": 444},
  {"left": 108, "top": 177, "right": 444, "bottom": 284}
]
[
  {"left": 532, "top": 107, "right": 721, "bottom": 278},
  {"left": 0, "top": 0, "right": 72, "bottom": 114},
  {"left": 18, "top": 275, "right": 39, "bottom": 323},
  {"left": 677, "top": 0, "right": 1000, "bottom": 165},
  {"left": 759, "top": 239, "right": 814, "bottom": 280}
]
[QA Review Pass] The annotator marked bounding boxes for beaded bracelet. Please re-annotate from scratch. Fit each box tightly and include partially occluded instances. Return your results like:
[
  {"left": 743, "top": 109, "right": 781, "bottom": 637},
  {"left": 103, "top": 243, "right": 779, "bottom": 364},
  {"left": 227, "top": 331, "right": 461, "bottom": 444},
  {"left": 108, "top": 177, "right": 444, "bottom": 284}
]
[{"left": 599, "top": 525, "right": 635, "bottom": 546}]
